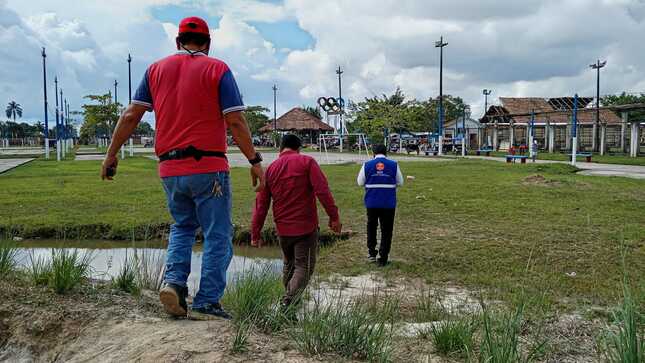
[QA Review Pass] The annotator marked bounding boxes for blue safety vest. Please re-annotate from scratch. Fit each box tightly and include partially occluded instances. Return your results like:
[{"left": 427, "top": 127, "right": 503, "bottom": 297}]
[{"left": 364, "top": 157, "right": 398, "bottom": 209}]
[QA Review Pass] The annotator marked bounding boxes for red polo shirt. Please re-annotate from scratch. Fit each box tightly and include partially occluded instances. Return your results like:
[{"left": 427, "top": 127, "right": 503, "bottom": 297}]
[
  {"left": 132, "top": 50, "right": 245, "bottom": 177},
  {"left": 251, "top": 150, "right": 339, "bottom": 240}
]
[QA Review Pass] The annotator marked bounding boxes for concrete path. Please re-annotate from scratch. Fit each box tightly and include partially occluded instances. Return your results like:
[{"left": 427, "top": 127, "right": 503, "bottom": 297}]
[
  {"left": 461, "top": 155, "right": 645, "bottom": 180},
  {"left": 0, "top": 147, "right": 44, "bottom": 156},
  {"left": 147, "top": 151, "right": 445, "bottom": 167},
  {"left": 0, "top": 158, "right": 34, "bottom": 174}
]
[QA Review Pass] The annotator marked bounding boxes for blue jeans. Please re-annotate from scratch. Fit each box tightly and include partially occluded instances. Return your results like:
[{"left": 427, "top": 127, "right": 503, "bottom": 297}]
[{"left": 161, "top": 172, "right": 233, "bottom": 309}]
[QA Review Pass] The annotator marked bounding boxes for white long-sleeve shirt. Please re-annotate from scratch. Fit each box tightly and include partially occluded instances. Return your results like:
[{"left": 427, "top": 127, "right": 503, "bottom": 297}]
[{"left": 357, "top": 154, "right": 404, "bottom": 186}]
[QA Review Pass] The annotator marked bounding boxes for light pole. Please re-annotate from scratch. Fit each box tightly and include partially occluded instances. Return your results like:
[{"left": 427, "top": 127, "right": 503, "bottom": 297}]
[
  {"left": 60, "top": 88, "right": 65, "bottom": 158},
  {"left": 435, "top": 36, "right": 448, "bottom": 156},
  {"left": 482, "top": 89, "right": 492, "bottom": 116},
  {"left": 589, "top": 60, "right": 606, "bottom": 152},
  {"left": 42, "top": 47, "right": 50, "bottom": 159},
  {"left": 54, "top": 77, "right": 60, "bottom": 161},
  {"left": 272, "top": 84, "right": 278, "bottom": 148},
  {"left": 128, "top": 54, "right": 134, "bottom": 156},
  {"left": 336, "top": 66, "right": 344, "bottom": 152}
]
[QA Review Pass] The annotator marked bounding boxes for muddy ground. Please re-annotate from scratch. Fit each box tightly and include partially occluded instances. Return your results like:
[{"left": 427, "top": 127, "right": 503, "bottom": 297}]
[{"left": 0, "top": 274, "right": 605, "bottom": 362}]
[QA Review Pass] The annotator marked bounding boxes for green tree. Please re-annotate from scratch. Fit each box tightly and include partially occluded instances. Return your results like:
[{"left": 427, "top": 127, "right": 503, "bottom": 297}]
[
  {"left": 79, "top": 93, "right": 120, "bottom": 144},
  {"left": 244, "top": 106, "right": 270, "bottom": 135},
  {"left": 302, "top": 105, "right": 322, "bottom": 119},
  {"left": 602, "top": 92, "right": 645, "bottom": 120},
  {"left": 135, "top": 121, "right": 154, "bottom": 136},
  {"left": 5, "top": 101, "right": 22, "bottom": 122}
]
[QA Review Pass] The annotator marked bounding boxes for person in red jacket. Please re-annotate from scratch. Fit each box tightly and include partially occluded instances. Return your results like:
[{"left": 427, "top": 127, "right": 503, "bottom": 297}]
[{"left": 252, "top": 134, "right": 341, "bottom": 310}]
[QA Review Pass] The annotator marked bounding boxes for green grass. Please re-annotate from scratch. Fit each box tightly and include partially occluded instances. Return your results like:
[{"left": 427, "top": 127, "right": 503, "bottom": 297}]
[
  {"left": 0, "top": 240, "right": 19, "bottom": 275},
  {"left": 221, "top": 264, "right": 285, "bottom": 332},
  {"left": 423, "top": 316, "right": 477, "bottom": 357},
  {"left": 112, "top": 252, "right": 139, "bottom": 294},
  {"left": 0, "top": 157, "right": 644, "bottom": 311},
  {"left": 49, "top": 248, "right": 94, "bottom": 294},
  {"left": 291, "top": 293, "right": 395, "bottom": 362},
  {"left": 479, "top": 302, "right": 546, "bottom": 363},
  {"left": 26, "top": 252, "right": 52, "bottom": 286}
]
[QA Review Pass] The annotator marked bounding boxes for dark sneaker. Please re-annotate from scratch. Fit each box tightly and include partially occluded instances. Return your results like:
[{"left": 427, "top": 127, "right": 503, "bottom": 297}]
[
  {"left": 367, "top": 255, "right": 377, "bottom": 263},
  {"left": 159, "top": 283, "right": 188, "bottom": 317},
  {"left": 279, "top": 302, "right": 298, "bottom": 324},
  {"left": 190, "top": 303, "right": 232, "bottom": 321},
  {"left": 377, "top": 258, "right": 389, "bottom": 267}
]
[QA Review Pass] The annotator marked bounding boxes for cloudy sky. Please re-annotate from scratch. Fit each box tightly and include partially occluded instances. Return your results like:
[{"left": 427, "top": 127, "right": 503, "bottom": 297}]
[{"left": 1, "top": 0, "right": 645, "bottom": 127}]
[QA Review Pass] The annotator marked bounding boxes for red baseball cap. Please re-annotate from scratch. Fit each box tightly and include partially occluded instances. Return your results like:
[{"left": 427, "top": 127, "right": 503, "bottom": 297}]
[{"left": 178, "top": 16, "right": 210, "bottom": 36}]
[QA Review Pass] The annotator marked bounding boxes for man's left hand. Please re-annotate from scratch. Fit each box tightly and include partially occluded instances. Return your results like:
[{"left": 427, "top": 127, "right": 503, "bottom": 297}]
[
  {"left": 251, "top": 163, "right": 265, "bottom": 192},
  {"left": 329, "top": 219, "right": 342, "bottom": 234},
  {"left": 251, "top": 238, "right": 264, "bottom": 248},
  {"left": 101, "top": 154, "right": 119, "bottom": 180}
]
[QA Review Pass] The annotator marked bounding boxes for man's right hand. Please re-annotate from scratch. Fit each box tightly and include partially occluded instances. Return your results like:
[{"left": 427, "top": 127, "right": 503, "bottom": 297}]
[
  {"left": 251, "top": 238, "right": 264, "bottom": 248},
  {"left": 251, "top": 163, "right": 265, "bottom": 192},
  {"left": 101, "top": 154, "right": 119, "bottom": 180},
  {"left": 329, "top": 219, "right": 342, "bottom": 234}
]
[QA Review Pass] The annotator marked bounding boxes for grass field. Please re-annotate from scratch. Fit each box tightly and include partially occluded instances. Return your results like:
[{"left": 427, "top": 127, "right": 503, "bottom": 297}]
[{"left": 1, "top": 156, "right": 644, "bottom": 312}]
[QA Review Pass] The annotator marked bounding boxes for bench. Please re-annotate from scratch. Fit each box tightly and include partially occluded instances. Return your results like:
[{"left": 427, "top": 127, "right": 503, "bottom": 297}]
[
  {"left": 506, "top": 155, "right": 528, "bottom": 164},
  {"left": 568, "top": 152, "right": 592, "bottom": 162},
  {"left": 476, "top": 149, "right": 494, "bottom": 156}
]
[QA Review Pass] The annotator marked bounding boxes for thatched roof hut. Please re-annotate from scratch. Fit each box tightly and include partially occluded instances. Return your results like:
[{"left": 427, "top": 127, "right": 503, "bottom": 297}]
[{"left": 259, "top": 107, "right": 334, "bottom": 133}]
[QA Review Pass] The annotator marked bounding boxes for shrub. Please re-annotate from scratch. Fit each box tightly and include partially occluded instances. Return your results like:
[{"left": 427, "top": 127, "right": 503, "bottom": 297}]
[
  {"left": 601, "top": 281, "right": 645, "bottom": 362},
  {"left": 49, "top": 248, "right": 93, "bottom": 294}
]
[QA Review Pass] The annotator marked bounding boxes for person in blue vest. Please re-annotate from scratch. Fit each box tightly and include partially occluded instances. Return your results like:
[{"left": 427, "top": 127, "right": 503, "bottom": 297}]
[{"left": 357, "top": 144, "right": 404, "bottom": 266}]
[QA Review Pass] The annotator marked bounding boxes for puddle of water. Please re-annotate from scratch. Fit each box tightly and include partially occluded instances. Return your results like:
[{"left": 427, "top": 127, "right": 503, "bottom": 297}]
[{"left": 14, "top": 240, "right": 282, "bottom": 295}]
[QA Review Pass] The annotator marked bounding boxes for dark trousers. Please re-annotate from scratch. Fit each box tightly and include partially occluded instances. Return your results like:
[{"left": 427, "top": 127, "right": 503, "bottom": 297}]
[
  {"left": 279, "top": 230, "right": 318, "bottom": 306},
  {"left": 366, "top": 208, "right": 395, "bottom": 261}
]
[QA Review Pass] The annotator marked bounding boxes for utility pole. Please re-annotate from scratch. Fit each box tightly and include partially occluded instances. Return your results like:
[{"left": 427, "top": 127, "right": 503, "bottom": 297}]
[
  {"left": 114, "top": 79, "right": 118, "bottom": 105},
  {"left": 336, "top": 66, "right": 344, "bottom": 152},
  {"left": 42, "top": 47, "right": 50, "bottom": 159},
  {"left": 60, "top": 88, "right": 65, "bottom": 158},
  {"left": 589, "top": 60, "right": 606, "bottom": 152},
  {"left": 435, "top": 36, "right": 448, "bottom": 156},
  {"left": 54, "top": 77, "right": 60, "bottom": 161},
  {"left": 128, "top": 53, "right": 133, "bottom": 156},
  {"left": 272, "top": 84, "right": 278, "bottom": 148},
  {"left": 482, "top": 89, "right": 492, "bottom": 116}
]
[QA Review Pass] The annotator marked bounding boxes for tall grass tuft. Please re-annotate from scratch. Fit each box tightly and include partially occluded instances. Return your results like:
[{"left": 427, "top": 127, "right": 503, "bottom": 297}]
[
  {"left": 478, "top": 302, "right": 545, "bottom": 363},
  {"left": 290, "top": 292, "right": 395, "bottom": 363},
  {"left": 424, "top": 316, "right": 477, "bottom": 357},
  {"left": 112, "top": 252, "right": 139, "bottom": 295},
  {"left": 415, "top": 289, "right": 449, "bottom": 322},
  {"left": 49, "top": 248, "right": 93, "bottom": 294},
  {"left": 231, "top": 318, "right": 253, "bottom": 354},
  {"left": 221, "top": 263, "right": 284, "bottom": 332},
  {"left": 0, "top": 240, "right": 19, "bottom": 276},
  {"left": 133, "top": 248, "right": 165, "bottom": 291},
  {"left": 27, "top": 252, "right": 52, "bottom": 286},
  {"left": 601, "top": 277, "right": 645, "bottom": 362}
]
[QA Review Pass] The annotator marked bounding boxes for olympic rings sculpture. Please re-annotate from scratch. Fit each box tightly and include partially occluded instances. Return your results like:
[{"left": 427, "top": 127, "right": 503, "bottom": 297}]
[{"left": 317, "top": 96, "right": 345, "bottom": 113}]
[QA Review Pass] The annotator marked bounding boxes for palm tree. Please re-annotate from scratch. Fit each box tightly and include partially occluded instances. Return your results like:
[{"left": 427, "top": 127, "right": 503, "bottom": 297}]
[{"left": 6, "top": 101, "right": 23, "bottom": 122}]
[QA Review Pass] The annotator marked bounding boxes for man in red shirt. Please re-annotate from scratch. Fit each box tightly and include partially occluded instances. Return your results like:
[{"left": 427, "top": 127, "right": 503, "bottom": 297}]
[
  {"left": 101, "top": 16, "right": 264, "bottom": 320},
  {"left": 252, "top": 134, "right": 341, "bottom": 310}
]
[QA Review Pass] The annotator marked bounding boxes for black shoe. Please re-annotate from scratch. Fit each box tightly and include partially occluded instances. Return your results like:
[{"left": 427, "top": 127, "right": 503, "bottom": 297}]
[
  {"left": 279, "top": 302, "right": 298, "bottom": 323},
  {"left": 159, "top": 283, "right": 188, "bottom": 317},
  {"left": 367, "top": 255, "right": 377, "bottom": 263},
  {"left": 190, "top": 303, "right": 232, "bottom": 321},
  {"left": 377, "top": 258, "right": 389, "bottom": 267}
]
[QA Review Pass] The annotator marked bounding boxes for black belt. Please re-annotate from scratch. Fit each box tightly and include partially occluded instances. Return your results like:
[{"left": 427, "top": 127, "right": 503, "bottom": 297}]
[{"left": 159, "top": 146, "right": 227, "bottom": 162}]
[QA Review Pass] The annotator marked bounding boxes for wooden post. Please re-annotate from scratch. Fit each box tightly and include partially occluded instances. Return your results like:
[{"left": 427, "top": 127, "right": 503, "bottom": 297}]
[
  {"left": 621, "top": 112, "right": 628, "bottom": 153},
  {"left": 549, "top": 125, "right": 555, "bottom": 153},
  {"left": 600, "top": 124, "right": 606, "bottom": 156}
]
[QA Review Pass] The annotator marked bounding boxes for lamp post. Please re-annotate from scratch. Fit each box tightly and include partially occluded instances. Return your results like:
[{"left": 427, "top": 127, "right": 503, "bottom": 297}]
[
  {"left": 42, "top": 47, "right": 50, "bottom": 159},
  {"left": 482, "top": 89, "right": 492, "bottom": 116},
  {"left": 435, "top": 36, "right": 448, "bottom": 156},
  {"left": 336, "top": 66, "right": 344, "bottom": 152},
  {"left": 60, "top": 88, "right": 65, "bottom": 158},
  {"left": 127, "top": 53, "right": 134, "bottom": 156},
  {"left": 272, "top": 84, "right": 278, "bottom": 148},
  {"left": 589, "top": 60, "right": 606, "bottom": 152},
  {"left": 54, "top": 77, "right": 60, "bottom": 161}
]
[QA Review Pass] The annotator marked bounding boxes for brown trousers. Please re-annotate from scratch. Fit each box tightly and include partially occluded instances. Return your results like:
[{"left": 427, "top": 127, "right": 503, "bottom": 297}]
[{"left": 278, "top": 230, "right": 318, "bottom": 306}]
